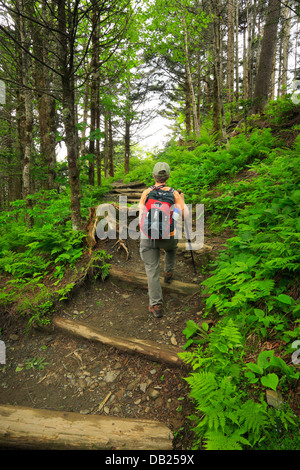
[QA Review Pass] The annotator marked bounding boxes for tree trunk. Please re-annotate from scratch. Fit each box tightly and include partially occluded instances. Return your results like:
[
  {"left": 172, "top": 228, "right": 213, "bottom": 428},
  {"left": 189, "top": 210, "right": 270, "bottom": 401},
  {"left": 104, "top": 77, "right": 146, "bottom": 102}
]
[
  {"left": 183, "top": 16, "right": 200, "bottom": 136},
  {"left": 209, "top": 0, "right": 227, "bottom": 141},
  {"left": 57, "top": 0, "right": 82, "bottom": 231},
  {"left": 30, "top": 0, "right": 57, "bottom": 190},
  {"left": 88, "top": 10, "right": 99, "bottom": 186},
  {"left": 185, "top": 74, "right": 192, "bottom": 135},
  {"left": 252, "top": 0, "right": 281, "bottom": 113},
  {"left": 96, "top": 81, "right": 101, "bottom": 186},
  {"left": 247, "top": 0, "right": 255, "bottom": 99},
  {"left": 124, "top": 118, "right": 130, "bottom": 174},
  {"left": 227, "top": 0, "right": 234, "bottom": 103},
  {"left": 104, "top": 111, "right": 109, "bottom": 178},
  {"left": 108, "top": 117, "right": 114, "bottom": 177},
  {"left": 235, "top": 0, "right": 240, "bottom": 106},
  {"left": 89, "top": 73, "right": 96, "bottom": 186},
  {"left": 243, "top": 3, "right": 249, "bottom": 101},
  {"left": 281, "top": 5, "right": 291, "bottom": 95},
  {"left": 80, "top": 77, "right": 89, "bottom": 158},
  {"left": 0, "top": 404, "right": 173, "bottom": 450},
  {"left": 16, "top": 0, "right": 34, "bottom": 226}
]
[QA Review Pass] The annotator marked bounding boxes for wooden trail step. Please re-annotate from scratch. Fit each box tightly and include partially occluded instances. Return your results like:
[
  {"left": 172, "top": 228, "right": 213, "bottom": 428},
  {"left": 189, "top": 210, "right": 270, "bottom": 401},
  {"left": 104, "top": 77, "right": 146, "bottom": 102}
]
[
  {"left": 0, "top": 404, "right": 173, "bottom": 450},
  {"left": 108, "top": 266, "right": 202, "bottom": 296},
  {"left": 111, "top": 181, "right": 146, "bottom": 189},
  {"left": 53, "top": 317, "right": 185, "bottom": 367},
  {"left": 112, "top": 189, "right": 144, "bottom": 196}
]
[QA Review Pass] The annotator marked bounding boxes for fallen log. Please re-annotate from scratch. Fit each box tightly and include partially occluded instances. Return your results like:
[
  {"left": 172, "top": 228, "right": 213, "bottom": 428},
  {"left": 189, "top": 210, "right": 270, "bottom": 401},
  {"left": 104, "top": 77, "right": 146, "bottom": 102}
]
[
  {"left": 177, "top": 242, "right": 213, "bottom": 253},
  {"left": 0, "top": 404, "right": 173, "bottom": 450},
  {"left": 53, "top": 317, "right": 185, "bottom": 368},
  {"left": 109, "top": 266, "right": 201, "bottom": 295}
]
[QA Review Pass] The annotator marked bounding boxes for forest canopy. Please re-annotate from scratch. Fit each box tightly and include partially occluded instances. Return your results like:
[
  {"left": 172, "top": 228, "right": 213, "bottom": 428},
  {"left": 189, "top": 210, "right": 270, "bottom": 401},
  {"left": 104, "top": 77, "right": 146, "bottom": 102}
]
[
  {"left": 0, "top": 0, "right": 299, "bottom": 451},
  {"left": 0, "top": 0, "right": 299, "bottom": 226}
]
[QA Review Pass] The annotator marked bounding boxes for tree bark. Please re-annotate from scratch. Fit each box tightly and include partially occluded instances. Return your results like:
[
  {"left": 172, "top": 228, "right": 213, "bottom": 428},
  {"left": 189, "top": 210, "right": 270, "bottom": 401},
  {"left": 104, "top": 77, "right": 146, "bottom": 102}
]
[
  {"left": 227, "top": 0, "right": 235, "bottom": 103},
  {"left": 183, "top": 17, "right": 200, "bottom": 136},
  {"left": 185, "top": 73, "right": 192, "bottom": 135},
  {"left": 108, "top": 116, "right": 114, "bottom": 177},
  {"left": 53, "top": 317, "right": 185, "bottom": 367},
  {"left": 252, "top": 0, "right": 281, "bottom": 113},
  {"left": 30, "top": 0, "right": 57, "bottom": 190},
  {"left": 104, "top": 111, "right": 109, "bottom": 178},
  {"left": 124, "top": 118, "right": 130, "bottom": 174},
  {"left": 57, "top": 0, "right": 82, "bottom": 230},
  {"left": 108, "top": 266, "right": 200, "bottom": 295},
  {"left": 16, "top": 0, "right": 34, "bottom": 226},
  {"left": 281, "top": 5, "right": 292, "bottom": 95},
  {"left": 235, "top": 0, "right": 240, "bottom": 106},
  {"left": 0, "top": 404, "right": 173, "bottom": 450}
]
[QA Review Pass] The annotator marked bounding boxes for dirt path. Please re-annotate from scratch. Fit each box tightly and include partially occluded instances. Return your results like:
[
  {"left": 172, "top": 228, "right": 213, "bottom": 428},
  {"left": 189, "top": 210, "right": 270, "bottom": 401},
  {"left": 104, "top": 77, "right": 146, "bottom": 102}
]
[{"left": 0, "top": 182, "right": 228, "bottom": 450}]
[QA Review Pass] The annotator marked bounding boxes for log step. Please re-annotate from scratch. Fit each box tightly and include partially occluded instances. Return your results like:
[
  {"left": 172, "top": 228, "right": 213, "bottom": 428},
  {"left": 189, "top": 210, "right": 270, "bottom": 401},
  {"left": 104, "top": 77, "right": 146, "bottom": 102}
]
[
  {"left": 53, "top": 317, "right": 185, "bottom": 367},
  {"left": 111, "top": 181, "right": 146, "bottom": 189},
  {"left": 0, "top": 404, "right": 173, "bottom": 450},
  {"left": 108, "top": 266, "right": 201, "bottom": 295}
]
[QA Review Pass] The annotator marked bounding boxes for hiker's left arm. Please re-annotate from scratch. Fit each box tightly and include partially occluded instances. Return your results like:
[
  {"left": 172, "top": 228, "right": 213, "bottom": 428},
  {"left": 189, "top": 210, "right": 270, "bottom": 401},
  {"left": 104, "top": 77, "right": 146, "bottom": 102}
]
[{"left": 175, "top": 190, "right": 189, "bottom": 219}]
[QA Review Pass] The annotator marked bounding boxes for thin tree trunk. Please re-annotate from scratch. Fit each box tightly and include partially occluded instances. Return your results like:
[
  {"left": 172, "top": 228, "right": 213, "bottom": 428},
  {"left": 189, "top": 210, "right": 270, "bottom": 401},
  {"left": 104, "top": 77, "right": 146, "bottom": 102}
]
[
  {"left": 270, "top": 45, "right": 277, "bottom": 99},
  {"left": 108, "top": 117, "right": 114, "bottom": 177},
  {"left": 104, "top": 111, "right": 109, "bottom": 178},
  {"left": 185, "top": 73, "right": 192, "bottom": 135},
  {"left": 248, "top": 0, "right": 255, "bottom": 99},
  {"left": 183, "top": 16, "right": 200, "bottom": 136},
  {"left": 235, "top": 0, "right": 239, "bottom": 107},
  {"left": 80, "top": 77, "right": 89, "bottom": 157},
  {"left": 227, "top": 0, "right": 235, "bottom": 103},
  {"left": 96, "top": 81, "right": 101, "bottom": 186},
  {"left": 124, "top": 119, "right": 130, "bottom": 174},
  {"left": 88, "top": 10, "right": 99, "bottom": 186},
  {"left": 57, "top": 0, "right": 82, "bottom": 231},
  {"left": 16, "top": 0, "right": 34, "bottom": 226},
  {"left": 281, "top": 5, "right": 291, "bottom": 95},
  {"left": 210, "top": 0, "right": 227, "bottom": 141},
  {"left": 243, "top": 3, "right": 249, "bottom": 100}
]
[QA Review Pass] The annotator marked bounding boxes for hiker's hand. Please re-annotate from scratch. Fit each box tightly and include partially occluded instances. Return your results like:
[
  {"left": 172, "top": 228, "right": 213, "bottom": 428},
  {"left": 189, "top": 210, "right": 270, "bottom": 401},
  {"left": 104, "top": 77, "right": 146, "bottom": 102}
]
[{"left": 177, "top": 189, "right": 184, "bottom": 200}]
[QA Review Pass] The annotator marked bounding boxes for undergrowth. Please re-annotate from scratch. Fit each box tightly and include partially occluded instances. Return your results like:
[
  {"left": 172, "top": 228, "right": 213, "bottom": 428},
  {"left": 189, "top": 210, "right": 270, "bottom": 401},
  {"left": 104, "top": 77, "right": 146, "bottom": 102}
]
[
  {"left": 178, "top": 133, "right": 300, "bottom": 449},
  {"left": 0, "top": 185, "right": 111, "bottom": 327}
]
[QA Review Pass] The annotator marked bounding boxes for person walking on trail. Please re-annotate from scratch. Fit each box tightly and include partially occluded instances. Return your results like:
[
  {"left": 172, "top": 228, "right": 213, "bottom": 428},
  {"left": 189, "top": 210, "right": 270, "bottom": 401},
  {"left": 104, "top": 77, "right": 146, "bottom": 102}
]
[{"left": 139, "top": 162, "right": 189, "bottom": 318}]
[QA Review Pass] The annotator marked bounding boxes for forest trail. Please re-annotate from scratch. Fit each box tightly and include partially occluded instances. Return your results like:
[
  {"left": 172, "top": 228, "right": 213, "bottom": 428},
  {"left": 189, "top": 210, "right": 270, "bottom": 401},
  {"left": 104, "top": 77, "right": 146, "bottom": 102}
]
[{"left": 0, "top": 181, "right": 229, "bottom": 450}]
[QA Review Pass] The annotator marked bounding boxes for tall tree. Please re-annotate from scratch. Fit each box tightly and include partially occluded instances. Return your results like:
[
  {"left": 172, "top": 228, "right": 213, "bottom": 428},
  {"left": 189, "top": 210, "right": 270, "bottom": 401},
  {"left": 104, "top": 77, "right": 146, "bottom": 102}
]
[{"left": 252, "top": 0, "right": 281, "bottom": 113}]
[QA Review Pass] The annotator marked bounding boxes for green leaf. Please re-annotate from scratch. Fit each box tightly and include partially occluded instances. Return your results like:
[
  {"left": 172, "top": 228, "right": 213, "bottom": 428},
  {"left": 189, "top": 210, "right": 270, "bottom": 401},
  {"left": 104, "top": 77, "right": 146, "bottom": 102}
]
[
  {"left": 246, "top": 363, "right": 264, "bottom": 375},
  {"left": 261, "top": 373, "right": 279, "bottom": 391},
  {"left": 276, "top": 294, "right": 293, "bottom": 305}
]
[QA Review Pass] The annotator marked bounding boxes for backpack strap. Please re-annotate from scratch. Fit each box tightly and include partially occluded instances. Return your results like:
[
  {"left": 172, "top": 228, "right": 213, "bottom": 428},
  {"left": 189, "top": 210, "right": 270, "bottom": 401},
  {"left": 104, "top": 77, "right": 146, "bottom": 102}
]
[
  {"left": 150, "top": 185, "right": 175, "bottom": 193},
  {"left": 150, "top": 184, "right": 166, "bottom": 190}
]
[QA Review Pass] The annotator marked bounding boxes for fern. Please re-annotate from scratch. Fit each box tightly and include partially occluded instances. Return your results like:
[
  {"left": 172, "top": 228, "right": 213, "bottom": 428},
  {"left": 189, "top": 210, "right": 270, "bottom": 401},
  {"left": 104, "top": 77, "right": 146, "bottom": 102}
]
[{"left": 204, "top": 430, "right": 251, "bottom": 450}]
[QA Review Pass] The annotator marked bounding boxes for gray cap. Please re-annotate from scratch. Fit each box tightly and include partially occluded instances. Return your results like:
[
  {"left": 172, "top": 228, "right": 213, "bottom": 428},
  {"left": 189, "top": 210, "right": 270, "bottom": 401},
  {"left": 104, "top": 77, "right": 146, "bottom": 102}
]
[{"left": 153, "top": 162, "right": 170, "bottom": 177}]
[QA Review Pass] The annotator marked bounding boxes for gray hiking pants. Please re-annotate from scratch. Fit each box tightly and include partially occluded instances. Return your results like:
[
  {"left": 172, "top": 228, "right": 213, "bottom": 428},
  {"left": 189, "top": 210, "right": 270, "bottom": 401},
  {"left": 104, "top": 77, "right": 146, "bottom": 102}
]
[{"left": 139, "top": 237, "right": 178, "bottom": 306}]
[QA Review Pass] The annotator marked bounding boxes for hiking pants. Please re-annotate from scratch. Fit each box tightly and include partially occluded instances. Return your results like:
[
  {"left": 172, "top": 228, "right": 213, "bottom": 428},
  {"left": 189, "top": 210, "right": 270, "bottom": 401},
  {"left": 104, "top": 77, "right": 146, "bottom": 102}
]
[{"left": 139, "top": 237, "right": 178, "bottom": 306}]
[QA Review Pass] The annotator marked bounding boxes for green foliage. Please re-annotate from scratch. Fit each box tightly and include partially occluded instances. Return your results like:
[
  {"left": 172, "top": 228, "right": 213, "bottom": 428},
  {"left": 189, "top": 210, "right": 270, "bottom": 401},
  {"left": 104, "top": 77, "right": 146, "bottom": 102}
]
[
  {"left": 202, "top": 146, "right": 300, "bottom": 333},
  {"left": 0, "top": 186, "right": 111, "bottom": 326},
  {"left": 180, "top": 319, "right": 270, "bottom": 450},
  {"left": 178, "top": 117, "right": 300, "bottom": 450}
]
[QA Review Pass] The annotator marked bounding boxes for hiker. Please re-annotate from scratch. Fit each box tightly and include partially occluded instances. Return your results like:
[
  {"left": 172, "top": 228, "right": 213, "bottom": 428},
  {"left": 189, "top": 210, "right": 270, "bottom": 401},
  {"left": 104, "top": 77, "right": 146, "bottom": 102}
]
[{"left": 139, "top": 162, "right": 189, "bottom": 318}]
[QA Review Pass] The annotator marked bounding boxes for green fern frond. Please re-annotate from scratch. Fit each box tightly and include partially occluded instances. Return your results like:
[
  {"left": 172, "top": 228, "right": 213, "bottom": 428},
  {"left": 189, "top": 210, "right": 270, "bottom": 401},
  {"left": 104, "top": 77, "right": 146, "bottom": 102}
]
[{"left": 204, "top": 430, "right": 251, "bottom": 450}]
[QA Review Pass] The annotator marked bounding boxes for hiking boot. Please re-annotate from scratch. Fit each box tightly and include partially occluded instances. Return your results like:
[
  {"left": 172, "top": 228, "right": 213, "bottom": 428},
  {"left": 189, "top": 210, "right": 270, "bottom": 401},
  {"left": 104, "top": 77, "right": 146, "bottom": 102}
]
[
  {"left": 149, "top": 304, "right": 164, "bottom": 318},
  {"left": 164, "top": 271, "right": 174, "bottom": 284}
]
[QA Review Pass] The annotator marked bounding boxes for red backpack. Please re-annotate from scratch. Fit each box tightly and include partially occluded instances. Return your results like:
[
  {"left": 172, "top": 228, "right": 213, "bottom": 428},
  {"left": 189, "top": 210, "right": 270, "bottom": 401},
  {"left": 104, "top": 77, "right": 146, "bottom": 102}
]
[{"left": 140, "top": 185, "right": 175, "bottom": 239}]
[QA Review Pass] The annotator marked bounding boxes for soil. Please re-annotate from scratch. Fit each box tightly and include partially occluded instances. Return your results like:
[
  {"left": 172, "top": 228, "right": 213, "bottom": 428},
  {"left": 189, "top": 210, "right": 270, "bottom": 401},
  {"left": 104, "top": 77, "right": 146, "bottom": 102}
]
[{"left": 0, "top": 188, "right": 230, "bottom": 450}]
